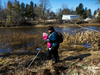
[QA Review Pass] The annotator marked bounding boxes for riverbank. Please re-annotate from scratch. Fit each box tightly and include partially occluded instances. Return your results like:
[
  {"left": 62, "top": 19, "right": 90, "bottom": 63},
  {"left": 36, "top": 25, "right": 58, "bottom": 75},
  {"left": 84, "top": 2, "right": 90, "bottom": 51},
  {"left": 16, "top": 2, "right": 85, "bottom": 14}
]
[
  {"left": 0, "top": 23, "right": 100, "bottom": 28},
  {"left": 0, "top": 31, "right": 100, "bottom": 75},
  {"left": 57, "top": 23, "right": 100, "bottom": 27},
  {"left": 79, "top": 23, "right": 100, "bottom": 26}
]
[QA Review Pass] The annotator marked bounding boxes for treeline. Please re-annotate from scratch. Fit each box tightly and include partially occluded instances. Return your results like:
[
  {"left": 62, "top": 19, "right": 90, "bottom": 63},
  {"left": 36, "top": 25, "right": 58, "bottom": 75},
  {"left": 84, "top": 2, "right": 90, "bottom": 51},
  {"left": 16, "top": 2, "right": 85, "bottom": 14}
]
[
  {"left": 57, "top": 3, "right": 92, "bottom": 19},
  {"left": 0, "top": 0, "right": 37, "bottom": 24},
  {"left": 0, "top": 0, "right": 53, "bottom": 25},
  {"left": 0, "top": 0, "right": 100, "bottom": 25}
]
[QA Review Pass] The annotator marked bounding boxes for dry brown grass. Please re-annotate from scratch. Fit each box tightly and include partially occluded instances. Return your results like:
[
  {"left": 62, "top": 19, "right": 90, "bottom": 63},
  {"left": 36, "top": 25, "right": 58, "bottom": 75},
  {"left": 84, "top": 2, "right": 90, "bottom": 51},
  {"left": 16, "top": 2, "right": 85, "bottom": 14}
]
[
  {"left": 0, "top": 31, "right": 100, "bottom": 75},
  {"left": 0, "top": 32, "right": 44, "bottom": 51}
]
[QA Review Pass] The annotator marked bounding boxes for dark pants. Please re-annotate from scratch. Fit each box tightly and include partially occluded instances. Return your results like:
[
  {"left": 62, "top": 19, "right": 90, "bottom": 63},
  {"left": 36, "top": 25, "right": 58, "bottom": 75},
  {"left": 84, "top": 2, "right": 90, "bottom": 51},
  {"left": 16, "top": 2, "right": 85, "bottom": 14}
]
[{"left": 46, "top": 45, "right": 59, "bottom": 63}]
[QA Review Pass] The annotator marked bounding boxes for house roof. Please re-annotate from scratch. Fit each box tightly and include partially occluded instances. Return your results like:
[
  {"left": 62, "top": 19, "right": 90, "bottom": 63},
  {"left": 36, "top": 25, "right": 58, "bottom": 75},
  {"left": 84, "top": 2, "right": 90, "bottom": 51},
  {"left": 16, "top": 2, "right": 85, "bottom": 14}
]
[{"left": 63, "top": 15, "right": 79, "bottom": 16}]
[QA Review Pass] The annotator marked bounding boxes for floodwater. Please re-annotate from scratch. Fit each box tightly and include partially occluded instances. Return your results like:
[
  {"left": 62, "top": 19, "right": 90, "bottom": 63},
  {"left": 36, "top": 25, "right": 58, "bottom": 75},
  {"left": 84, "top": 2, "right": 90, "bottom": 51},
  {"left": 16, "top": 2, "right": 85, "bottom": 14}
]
[
  {"left": 0, "top": 26, "right": 100, "bottom": 54},
  {"left": 0, "top": 26, "right": 100, "bottom": 35}
]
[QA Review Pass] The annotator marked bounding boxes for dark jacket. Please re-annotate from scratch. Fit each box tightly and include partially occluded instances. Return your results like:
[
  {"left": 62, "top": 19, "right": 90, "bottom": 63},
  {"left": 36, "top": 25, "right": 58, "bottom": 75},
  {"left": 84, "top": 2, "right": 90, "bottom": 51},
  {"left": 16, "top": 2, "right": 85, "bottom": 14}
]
[{"left": 48, "top": 31, "right": 59, "bottom": 47}]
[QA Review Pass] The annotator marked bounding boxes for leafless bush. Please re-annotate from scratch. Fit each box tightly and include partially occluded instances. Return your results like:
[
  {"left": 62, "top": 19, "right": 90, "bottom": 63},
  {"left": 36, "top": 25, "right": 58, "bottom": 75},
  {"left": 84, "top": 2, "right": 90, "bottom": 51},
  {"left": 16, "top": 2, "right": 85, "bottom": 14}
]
[
  {"left": 72, "top": 18, "right": 81, "bottom": 24},
  {"left": 11, "top": 12, "right": 25, "bottom": 24}
]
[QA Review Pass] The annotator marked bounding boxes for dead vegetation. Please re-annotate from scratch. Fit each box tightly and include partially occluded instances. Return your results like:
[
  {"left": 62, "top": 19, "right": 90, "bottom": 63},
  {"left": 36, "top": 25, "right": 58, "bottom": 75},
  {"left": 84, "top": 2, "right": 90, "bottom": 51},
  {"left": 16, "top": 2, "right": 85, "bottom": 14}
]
[{"left": 0, "top": 30, "right": 100, "bottom": 75}]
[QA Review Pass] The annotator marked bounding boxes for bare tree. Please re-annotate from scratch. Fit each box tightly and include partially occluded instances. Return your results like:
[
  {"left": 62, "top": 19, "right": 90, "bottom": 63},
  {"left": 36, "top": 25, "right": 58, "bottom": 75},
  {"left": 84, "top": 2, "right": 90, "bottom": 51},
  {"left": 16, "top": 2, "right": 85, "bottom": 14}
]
[
  {"left": 34, "top": 4, "right": 44, "bottom": 20},
  {"left": 39, "top": 0, "right": 51, "bottom": 12},
  {"left": 97, "top": 0, "right": 100, "bottom": 3},
  {"left": 56, "top": 8, "right": 62, "bottom": 18},
  {"left": 39, "top": 0, "right": 51, "bottom": 24},
  {"left": 62, "top": 3, "right": 68, "bottom": 10}
]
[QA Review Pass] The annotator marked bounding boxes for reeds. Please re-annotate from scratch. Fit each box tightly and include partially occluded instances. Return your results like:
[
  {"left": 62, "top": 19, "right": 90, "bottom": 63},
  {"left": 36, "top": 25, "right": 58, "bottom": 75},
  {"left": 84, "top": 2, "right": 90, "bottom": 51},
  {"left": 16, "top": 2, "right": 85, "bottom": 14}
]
[
  {"left": 62, "top": 30, "right": 100, "bottom": 50},
  {"left": 0, "top": 30, "right": 100, "bottom": 75},
  {"left": 0, "top": 32, "right": 44, "bottom": 51}
]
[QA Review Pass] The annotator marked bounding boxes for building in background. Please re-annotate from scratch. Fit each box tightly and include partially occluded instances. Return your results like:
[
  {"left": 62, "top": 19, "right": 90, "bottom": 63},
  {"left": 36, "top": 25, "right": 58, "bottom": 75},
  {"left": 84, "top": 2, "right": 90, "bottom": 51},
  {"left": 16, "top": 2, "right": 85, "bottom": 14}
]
[{"left": 62, "top": 15, "right": 79, "bottom": 20}]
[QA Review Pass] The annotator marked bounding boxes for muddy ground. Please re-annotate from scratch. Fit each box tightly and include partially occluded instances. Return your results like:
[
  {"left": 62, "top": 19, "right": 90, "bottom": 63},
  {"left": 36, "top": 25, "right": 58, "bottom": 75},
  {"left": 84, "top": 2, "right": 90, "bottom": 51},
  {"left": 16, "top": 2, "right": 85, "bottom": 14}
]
[{"left": 0, "top": 45, "right": 100, "bottom": 75}]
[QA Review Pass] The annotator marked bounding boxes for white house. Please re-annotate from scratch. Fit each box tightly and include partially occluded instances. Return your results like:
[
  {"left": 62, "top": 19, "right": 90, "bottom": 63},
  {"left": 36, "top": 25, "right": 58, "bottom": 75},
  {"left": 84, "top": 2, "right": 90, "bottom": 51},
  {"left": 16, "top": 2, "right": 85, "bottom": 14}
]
[
  {"left": 85, "top": 17, "right": 92, "bottom": 21},
  {"left": 62, "top": 15, "right": 79, "bottom": 20}
]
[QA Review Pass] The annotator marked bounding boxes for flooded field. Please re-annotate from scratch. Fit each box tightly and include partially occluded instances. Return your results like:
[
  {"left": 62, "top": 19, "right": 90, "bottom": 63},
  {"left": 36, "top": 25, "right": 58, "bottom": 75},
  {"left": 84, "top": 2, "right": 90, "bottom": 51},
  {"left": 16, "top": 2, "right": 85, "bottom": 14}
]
[
  {"left": 0, "top": 26, "right": 100, "bottom": 75},
  {"left": 0, "top": 26, "right": 100, "bottom": 34},
  {"left": 0, "top": 26, "right": 100, "bottom": 54}
]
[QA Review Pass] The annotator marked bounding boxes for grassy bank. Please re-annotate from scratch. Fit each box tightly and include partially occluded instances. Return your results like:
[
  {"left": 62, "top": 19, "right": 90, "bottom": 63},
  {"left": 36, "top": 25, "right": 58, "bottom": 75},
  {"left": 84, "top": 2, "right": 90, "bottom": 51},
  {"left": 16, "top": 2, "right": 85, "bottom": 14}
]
[
  {"left": 0, "top": 30, "right": 100, "bottom": 75},
  {"left": 79, "top": 23, "right": 100, "bottom": 26},
  {"left": 0, "top": 23, "right": 100, "bottom": 29}
]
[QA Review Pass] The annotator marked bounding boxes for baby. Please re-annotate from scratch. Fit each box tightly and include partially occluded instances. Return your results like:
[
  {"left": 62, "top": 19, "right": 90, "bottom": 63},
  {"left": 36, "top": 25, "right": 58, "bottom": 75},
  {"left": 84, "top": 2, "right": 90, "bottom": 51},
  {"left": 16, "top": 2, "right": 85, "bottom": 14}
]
[{"left": 43, "top": 32, "right": 51, "bottom": 49}]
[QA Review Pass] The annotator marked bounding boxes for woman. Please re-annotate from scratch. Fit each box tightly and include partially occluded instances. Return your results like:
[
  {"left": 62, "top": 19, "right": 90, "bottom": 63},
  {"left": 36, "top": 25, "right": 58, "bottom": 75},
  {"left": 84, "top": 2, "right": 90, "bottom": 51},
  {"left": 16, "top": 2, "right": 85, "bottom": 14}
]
[{"left": 45, "top": 26, "right": 59, "bottom": 63}]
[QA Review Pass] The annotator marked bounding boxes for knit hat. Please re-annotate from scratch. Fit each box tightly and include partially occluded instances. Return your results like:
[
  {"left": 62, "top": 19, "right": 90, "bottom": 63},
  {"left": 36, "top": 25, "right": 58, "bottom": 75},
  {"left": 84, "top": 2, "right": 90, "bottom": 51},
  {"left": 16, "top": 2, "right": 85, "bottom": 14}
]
[{"left": 48, "top": 26, "right": 54, "bottom": 30}]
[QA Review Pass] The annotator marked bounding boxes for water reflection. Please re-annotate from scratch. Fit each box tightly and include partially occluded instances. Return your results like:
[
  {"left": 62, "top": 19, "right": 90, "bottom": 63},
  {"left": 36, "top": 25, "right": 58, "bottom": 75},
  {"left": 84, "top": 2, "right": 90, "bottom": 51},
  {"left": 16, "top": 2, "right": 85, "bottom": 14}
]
[
  {"left": 0, "top": 26, "right": 100, "bottom": 35},
  {"left": 82, "top": 43, "right": 91, "bottom": 48},
  {"left": 0, "top": 26, "right": 100, "bottom": 54},
  {"left": 0, "top": 27, "right": 48, "bottom": 35},
  {"left": 0, "top": 47, "right": 12, "bottom": 53},
  {"left": 84, "top": 26, "right": 100, "bottom": 31},
  {"left": 55, "top": 27, "right": 82, "bottom": 34},
  {"left": 55, "top": 26, "right": 100, "bottom": 34}
]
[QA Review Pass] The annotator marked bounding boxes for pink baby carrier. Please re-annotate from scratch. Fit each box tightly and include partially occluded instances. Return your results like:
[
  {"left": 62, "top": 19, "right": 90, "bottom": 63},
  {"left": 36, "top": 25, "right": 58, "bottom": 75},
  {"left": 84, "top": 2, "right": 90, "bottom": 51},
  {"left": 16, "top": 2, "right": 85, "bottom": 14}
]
[{"left": 43, "top": 33, "right": 51, "bottom": 48}]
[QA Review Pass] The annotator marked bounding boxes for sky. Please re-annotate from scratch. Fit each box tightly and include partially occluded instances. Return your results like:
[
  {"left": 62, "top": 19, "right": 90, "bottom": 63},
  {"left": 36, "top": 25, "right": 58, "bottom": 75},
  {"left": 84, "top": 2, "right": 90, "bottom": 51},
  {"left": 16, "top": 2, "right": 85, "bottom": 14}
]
[{"left": 1, "top": 0, "right": 100, "bottom": 15}]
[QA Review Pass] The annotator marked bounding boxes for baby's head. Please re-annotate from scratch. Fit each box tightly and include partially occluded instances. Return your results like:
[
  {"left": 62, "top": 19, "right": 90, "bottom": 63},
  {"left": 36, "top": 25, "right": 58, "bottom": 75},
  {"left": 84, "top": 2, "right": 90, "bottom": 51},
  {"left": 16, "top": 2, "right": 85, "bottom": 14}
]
[
  {"left": 43, "top": 32, "right": 48, "bottom": 40},
  {"left": 43, "top": 32, "right": 48, "bottom": 36}
]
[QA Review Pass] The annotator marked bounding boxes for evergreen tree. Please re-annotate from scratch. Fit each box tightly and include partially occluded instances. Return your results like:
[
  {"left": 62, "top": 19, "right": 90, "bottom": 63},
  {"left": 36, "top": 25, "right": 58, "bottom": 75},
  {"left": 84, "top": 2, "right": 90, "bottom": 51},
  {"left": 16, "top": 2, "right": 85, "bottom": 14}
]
[
  {"left": 7, "top": 1, "right": 13, "bottom": 15},
  {"left": 87, "top": 9, "right": 91, "bottom": 18},
  {"left": 30, "top": 1, "right": 35, "bottom": 19},
  {"left": 82, "top": 12, "right": 87, "bottom": 19},
  {"left": 70, "top": 9, "right": 75, "bottom": 15},
  {"left": 25, "top": 4, "right": 30, "bottom": 17},
  {"left": 20, "top": 2, "right": 25, "bottom": 17},
  {"left": 14, "top": 0, "right": 20, "bottom": 13},
  {"left": 94, "top": 10, "right": 97, "bottom": 18},
  {"left": 7, "top": 0, "right": 13, "bottom": 22},
  {"left": 82, "top": 7, "right": 87, "bottom": 19},
  {"left": 75, "top": 3, "right": 84, "bottom": 16}
]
